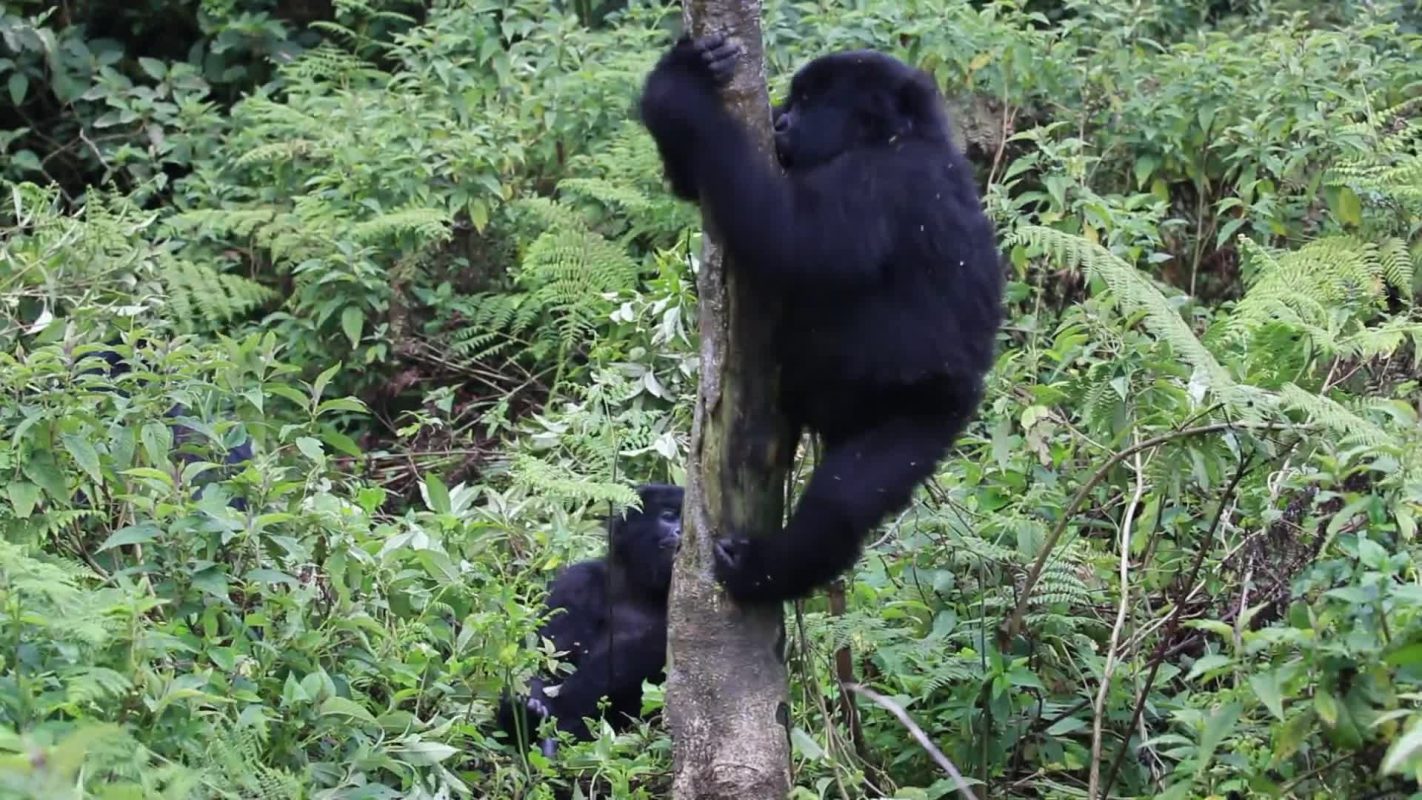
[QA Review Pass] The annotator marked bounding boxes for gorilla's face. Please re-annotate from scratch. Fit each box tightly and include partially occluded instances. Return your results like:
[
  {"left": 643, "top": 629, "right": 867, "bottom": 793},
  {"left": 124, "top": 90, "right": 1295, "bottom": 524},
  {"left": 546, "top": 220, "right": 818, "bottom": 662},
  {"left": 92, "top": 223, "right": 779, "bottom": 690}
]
[
  {"left": 771, "top": 93, "right": 861, "bottom": 171},
  {"left": 772, "top": 50, "right": 941, "bottom": 171},
  {"left": 611, "top": 484, "right": 684, "bottom": 594}
]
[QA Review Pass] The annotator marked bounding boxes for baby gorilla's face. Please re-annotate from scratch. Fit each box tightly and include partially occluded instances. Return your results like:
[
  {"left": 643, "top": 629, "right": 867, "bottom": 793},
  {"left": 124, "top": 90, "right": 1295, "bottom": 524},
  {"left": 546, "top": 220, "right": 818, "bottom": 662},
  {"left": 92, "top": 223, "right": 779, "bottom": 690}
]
[{"left": 611, "top": 484, "right": 684, "bottom": 594}]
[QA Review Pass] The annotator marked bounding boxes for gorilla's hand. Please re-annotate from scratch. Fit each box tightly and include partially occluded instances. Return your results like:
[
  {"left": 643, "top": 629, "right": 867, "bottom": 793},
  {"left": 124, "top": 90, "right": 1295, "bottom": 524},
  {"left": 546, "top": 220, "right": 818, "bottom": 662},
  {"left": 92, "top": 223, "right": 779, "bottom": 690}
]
[
  {"left": 642, "top": 34, "right": 741, "bottom": 114},
  {"left": 713, "top": 534, "right": 777, "bottom": 603},
  {"left": 676, "top": 33, "right": 740, "bottom": 88}
]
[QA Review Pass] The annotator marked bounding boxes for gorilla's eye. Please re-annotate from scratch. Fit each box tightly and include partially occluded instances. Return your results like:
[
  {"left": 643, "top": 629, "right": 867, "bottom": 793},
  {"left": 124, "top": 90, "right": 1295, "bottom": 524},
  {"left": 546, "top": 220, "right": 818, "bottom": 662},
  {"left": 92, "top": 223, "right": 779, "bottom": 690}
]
[{"left": 659, "top": 508, "right": 678, "bottom": 521}]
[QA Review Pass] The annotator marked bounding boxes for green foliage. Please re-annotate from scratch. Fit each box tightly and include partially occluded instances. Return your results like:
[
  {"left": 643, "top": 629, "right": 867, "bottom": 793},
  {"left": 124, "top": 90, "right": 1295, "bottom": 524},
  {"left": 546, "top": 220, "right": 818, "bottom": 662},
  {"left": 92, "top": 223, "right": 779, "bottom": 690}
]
[
  {"left": 449, "top": 121, "right": 696, "bottom": 387},
  {"left": 0, "top": 182, "right": 272, "bottom": 338}
]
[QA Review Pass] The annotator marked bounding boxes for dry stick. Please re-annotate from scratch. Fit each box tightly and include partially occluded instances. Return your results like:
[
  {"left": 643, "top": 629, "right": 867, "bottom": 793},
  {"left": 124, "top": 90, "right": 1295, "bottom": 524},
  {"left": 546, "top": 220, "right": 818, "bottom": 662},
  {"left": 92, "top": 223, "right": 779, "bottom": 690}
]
[
  {"left": 827, "top": 579, "right": 868, "bottom": 760},
  {"left": 1098, "top": 457, "right": 1252, "bottom": 799},
  {"left": 1088, "top": 449, "right": 1148, "bottom": 799},
  {"left": 843, "top": 683, "right": 981, "bottom": 800},
  {"left": 998, "top": 421, "right": 1295, "bottom": 645}
]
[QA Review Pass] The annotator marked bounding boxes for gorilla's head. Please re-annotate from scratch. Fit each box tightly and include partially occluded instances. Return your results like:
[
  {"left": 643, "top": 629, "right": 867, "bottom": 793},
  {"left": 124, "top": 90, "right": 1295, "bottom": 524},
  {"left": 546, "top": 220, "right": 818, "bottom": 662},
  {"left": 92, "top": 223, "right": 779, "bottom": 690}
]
[
  {"left": 771, "top": 50, "right": 950, "bottom": 171},
  {"left": 609, "top": 483, "right": 684, "bottom": 596}
]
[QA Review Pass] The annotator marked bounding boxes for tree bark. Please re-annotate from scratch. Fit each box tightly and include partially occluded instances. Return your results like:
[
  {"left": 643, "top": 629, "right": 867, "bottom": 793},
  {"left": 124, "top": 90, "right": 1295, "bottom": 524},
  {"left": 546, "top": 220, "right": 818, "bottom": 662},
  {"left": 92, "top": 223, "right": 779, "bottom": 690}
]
[{"left": 664, "top": 1, "right": 794, "bottom": 798}]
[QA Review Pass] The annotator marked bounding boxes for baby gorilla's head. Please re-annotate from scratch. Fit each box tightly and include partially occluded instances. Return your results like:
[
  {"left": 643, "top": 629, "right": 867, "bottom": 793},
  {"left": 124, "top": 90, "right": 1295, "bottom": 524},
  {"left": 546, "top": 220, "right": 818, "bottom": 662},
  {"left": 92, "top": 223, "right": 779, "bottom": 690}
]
[{"left": 609, "top": 483, "right": 684, "bottom": 596}]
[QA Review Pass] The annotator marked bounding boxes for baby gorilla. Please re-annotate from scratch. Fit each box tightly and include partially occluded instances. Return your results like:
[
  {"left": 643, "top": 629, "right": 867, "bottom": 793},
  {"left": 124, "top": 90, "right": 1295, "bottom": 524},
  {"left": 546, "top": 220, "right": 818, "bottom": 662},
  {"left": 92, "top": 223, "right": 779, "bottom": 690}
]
[
  {"left": 497, "top": 484, "right": 683, "bottom": 755},
  {"left": 77, "top": 342, "right": 254, "bottom": 510},
  {"left": 640, "top": 37, "right": 1003, "bottom": 603}
]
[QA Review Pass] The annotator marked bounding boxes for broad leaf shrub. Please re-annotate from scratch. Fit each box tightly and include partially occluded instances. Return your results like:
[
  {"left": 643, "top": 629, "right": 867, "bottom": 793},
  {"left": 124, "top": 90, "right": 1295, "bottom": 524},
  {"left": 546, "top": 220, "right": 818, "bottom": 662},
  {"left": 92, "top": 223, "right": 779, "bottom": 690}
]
[
  {"left": 0, "top": 0, "right": 422, "bottom": 196},
  {"left": 0, "top": 180, "right": 673, "bottom": 797}
]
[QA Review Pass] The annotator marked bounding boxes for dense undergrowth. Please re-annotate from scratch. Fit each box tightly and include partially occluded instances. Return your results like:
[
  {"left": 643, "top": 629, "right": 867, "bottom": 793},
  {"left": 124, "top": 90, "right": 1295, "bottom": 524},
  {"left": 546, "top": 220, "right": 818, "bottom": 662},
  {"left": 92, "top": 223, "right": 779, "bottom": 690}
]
[{"left": 1, "top": 0, "right": 1421, "bottom": 797}]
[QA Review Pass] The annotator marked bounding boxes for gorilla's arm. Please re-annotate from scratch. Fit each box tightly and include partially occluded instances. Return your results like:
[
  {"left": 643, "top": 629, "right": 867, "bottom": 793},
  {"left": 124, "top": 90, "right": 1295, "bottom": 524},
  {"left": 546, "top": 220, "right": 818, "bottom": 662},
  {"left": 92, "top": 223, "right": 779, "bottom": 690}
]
[
  {"left": 640, "top": 38, "right": 895, "bottom": 290},
  {"left": 538, "top": 561, "right": 608, "bottom": 658},
  {"left": 540, "top": 602, "right": 667, "bottom": 739}
]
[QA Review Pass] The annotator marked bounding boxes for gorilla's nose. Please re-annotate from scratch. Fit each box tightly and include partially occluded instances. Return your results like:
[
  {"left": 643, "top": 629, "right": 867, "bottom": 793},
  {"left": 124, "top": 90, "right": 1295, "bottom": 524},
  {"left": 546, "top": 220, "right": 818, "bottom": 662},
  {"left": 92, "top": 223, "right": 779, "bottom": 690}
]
[{"left": 662, "top": 528, "right": 682, "bottom": 548}]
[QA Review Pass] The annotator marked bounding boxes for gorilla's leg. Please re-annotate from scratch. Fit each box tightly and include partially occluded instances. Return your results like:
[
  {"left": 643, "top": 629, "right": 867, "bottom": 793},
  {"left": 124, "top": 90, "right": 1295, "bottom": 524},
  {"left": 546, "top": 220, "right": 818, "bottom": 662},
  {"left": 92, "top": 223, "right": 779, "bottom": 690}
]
[
  {"left": 714, "top": 413, "right": 963, "bottom": 603},
  {"left": 536, "top": 609, "right": 666, "bottom": 751}
]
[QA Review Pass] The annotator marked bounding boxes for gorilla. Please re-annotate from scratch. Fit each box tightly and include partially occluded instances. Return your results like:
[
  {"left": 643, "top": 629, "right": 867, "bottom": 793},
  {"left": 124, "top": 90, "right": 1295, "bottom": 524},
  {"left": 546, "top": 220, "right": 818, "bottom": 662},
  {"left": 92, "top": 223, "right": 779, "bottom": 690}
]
[
  {"left": 498, "top": 483, "right": 684, "bottom": 754},
  {"left": 79, "top": 342, "right": 254, "bottom": 508},
  {"left": 639, "top": 36, "right": 1003, "bottom": 603}
]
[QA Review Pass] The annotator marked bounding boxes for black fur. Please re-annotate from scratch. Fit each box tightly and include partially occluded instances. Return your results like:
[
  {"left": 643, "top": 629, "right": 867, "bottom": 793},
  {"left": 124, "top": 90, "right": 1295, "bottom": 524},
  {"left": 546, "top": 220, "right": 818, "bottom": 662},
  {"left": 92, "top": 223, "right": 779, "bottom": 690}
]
[
  {"left": 497, "top": 484, "right": 683, "bottom": 754},
  {"left": 639, "top": 36, "right": 1003, "bottom": 603},
  {"left": 79, "top": 342, "right": 254, "bottom": 509}
]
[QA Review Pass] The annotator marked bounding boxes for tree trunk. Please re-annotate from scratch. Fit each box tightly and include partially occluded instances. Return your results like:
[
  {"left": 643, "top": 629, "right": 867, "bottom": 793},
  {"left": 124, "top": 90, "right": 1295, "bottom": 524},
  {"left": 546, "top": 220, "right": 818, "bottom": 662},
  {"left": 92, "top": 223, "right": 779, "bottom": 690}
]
[{"left": 664, "top": 1, "right": 794, "bottom": 798}]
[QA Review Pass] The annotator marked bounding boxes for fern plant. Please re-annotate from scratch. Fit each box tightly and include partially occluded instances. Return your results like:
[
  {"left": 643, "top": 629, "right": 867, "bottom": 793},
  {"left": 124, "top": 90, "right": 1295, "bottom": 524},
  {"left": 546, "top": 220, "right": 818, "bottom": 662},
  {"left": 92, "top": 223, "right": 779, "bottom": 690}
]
[
  {"left": 448, "top": 122, "right": 693, "bottom": 389},
  {"left": 454, "top": 196, "right": 640, "bottom": 375},
  {"left": 1011, "top": 224, "right": 1419, "bottom": 452},
  {"left": 0, "top": 182, "right": 272, "bottom": 340}
]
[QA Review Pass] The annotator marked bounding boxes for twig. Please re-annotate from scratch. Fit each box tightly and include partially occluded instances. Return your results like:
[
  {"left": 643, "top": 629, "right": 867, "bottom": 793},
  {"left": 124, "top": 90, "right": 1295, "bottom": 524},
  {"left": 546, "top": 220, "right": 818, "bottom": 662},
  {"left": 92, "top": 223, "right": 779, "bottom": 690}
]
[
  {"left": 1099, "top": 457, "right": 1252, "bottom": 798},
  {"left": 999, "top": 421, "right": 1298, "bottom": 644},
  {"left": 1088, "top": 448, "right": 1147, "bottom": 798},
  {"left": 843, "top": 683, "right": 980, "bottom": 800}
]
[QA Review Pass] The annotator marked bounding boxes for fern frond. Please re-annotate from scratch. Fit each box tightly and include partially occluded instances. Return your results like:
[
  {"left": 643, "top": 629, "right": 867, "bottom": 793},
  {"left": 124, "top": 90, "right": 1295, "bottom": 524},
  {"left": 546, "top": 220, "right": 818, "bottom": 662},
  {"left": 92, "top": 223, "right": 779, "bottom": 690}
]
[
  {"left": 1011, "top": 225, "right": 1275, "bottom": 418},
  {"left": 1013, "top": 225, "right": 1231, "bottom": 382},
  {"left": 162, "top": 261, "right": 277, "bottom": 332},
  {"left": 352, "top": 207, "right": 453, "bottom": 244},
  {"left": 1277, "top": 383, "right": 1392, "bottom": 447}
]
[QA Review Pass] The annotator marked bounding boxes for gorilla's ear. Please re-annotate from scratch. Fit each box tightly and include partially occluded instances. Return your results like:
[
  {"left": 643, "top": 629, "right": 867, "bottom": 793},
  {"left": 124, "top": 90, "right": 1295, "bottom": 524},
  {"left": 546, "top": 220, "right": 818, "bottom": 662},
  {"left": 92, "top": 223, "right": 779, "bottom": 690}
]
[{"left": 895, "top": 68, "right": 947, "bottom": 137}]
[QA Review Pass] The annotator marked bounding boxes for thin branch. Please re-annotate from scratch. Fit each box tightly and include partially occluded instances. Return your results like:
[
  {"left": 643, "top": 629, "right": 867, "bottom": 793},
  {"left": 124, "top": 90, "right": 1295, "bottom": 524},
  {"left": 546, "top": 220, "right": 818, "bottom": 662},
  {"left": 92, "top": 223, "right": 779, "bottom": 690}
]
[
  {"left": 1099, "top": 456, "right": 1252, "bottom": 798},
  {"left": 843, "top": 683, "right": 981, "bottom": 800},
  {"left": 1088, "top": 448, "right": 1147, "bottom": 798},
  {"left": 999, "top": 420, "right": 1298, "bottom": 644}
]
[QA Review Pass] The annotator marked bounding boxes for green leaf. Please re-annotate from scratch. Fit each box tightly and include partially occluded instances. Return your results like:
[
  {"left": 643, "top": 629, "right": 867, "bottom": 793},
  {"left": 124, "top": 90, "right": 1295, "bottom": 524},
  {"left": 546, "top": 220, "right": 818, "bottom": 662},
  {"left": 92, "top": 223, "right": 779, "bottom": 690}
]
[
  {"left": 141, "top": 421, "right": 174, "bottom": 465},
  {"left": 315, "top": 397, "right": 368, "bottom": 416},
  {"left": 340, "top": 306, "right": 364, "bottom": 348},
  {"left": 99, "top": 523, "right": 160, "bottom": 551},
  {"left": 790, "top": 727, "right": 827, "bottom": 760},
  {"left": 1133, "top": 154, "right": 1159, "bottom": 189},
  {"left": 22, "top": 452, "right": 68, "bottom": 498},
  {"left": 266, "top": 384, "right": 309, "bottom": 407},
  {"left": 7, "top": 481, "right": 40, "bottom": 518},
  {"left": 423, "top": 474, "right": 451, "bottom": 514},
  {"left": 1357, "top": 536, "right": 1387, "bottom": 569},
  {"left": 1186, "top": 653, "right": 1232, "bottom": 682},
  {"left": 1385, "top": 643, "right": 1422, "bottom": 667},
  {"left": 320, "top": 696, "right": 378, "bottom": 725},
  {"left": 1314, "top": 688, "right": 1339, "bottom": 726},
  {"left": 1248, "top": 669, "right": 1285, "bottom": 720},
  {"left": 1193, "top": 702, "right": 1241, "bottom": 777},
  {"left": 311, "top": 364, "right": 341, "bottom": 405},
  {"left": 61, "top": 433, "right": 103, "bottom": 483},
  {"left": 470, "top": 199, "right": 490, "bottom": 232},
  {"left": 1382, "top": 717, "right": 1422, "bottom": 775},
  {"left": 190, "top": 567, "right": 229, "bottom": 598},
  {"left": 7, "top": 73, "right": 28, "bottom": 106},
  {"left": 390, "top": 740, "right": 459, "bottom": 766},
  {"left": 123, "top": 467, "right": 175, "bottom": 488},
  {"left": 295, "top": 436, "right": 325, "bottom": 461},
  {"left": 1333, "top": 186, "right": 1363, "bottom": 227},
  {"left": 245, "top": 568, "right": 299, "bottom": 587},
  {"left": 319, "top": 429, "right": 362, "bottom": 458},
  {"left": 137, "top": 57, "right": 166, "bottom": 80},
  {"left": 1045, "top": 716, "right": 1087, "bottom": 736}
]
